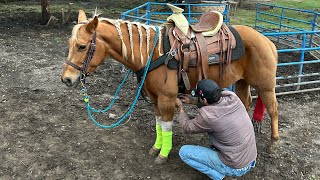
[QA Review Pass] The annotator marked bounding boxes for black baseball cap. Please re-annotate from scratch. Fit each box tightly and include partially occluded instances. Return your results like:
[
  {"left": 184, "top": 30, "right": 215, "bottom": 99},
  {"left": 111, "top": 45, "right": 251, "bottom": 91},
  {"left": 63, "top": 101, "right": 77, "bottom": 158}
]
[{"left": 191, "top": 79, "right": 222, "bottom": 104}]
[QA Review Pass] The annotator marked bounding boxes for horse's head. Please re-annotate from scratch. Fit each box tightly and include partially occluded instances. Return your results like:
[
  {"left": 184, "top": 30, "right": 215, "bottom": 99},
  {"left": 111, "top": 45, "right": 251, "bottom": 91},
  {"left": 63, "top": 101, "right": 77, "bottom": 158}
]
[{"left": 61, "top": 10, "right": 106, "bottom": 87}]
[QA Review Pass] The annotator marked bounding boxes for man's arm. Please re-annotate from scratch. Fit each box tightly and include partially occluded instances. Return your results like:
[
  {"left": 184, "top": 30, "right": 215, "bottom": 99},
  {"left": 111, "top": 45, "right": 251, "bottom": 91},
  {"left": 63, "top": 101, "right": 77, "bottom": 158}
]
[{"left": 175, "top": 98, "right": 211, "bottom": 134}]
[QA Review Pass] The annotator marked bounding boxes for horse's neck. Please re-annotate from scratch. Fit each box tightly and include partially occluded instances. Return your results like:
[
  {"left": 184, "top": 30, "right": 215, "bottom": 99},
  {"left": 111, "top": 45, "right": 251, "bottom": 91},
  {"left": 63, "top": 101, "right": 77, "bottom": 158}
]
[{"left": 98, "top": 20, "right": 163, "bottom": 71}]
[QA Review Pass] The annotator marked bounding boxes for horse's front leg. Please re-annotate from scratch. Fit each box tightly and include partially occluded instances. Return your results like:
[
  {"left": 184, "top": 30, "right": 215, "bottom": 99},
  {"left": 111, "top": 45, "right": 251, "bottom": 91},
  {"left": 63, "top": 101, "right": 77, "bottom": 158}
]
[
  {"left": 150, "top": 99, "right": 175, "bottom": 164},
  {"left": 149, "top": 103, "right": 162, "bottom": 157}
]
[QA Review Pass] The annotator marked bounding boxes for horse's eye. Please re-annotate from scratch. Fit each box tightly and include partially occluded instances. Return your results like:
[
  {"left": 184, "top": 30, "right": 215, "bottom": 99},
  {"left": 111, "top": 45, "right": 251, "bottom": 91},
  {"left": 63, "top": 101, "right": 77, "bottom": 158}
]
[{"left": 78, "top": 45, "right": 87, "bottom": 51}]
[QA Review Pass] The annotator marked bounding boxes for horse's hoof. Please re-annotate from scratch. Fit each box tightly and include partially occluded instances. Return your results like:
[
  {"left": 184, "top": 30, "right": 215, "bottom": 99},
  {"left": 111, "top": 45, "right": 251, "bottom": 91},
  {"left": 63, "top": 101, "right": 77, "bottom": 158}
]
[
  {"left": 154, "top": 154, "right": 168, "bottom": 164},
  {"left": 252, "top": 120, "right": 262, "bottom": 133},
  {"left": 149, "top": 146, "right": 160, "bottom": 157},
  {"left": 272, "top": 135, "right": 280, "bottom": 142},
  {"left": 268, "top": 139, "right": 280, "bottom": 154}
]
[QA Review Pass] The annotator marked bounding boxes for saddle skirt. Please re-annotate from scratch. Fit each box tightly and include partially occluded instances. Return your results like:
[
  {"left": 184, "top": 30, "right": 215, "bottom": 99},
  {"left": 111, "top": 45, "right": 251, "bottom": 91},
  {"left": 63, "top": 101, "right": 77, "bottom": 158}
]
[
  {"left": 170, "top": 23, "right": 236, "bottom": 61},
  {"left": 165, "top": 4, "right": 240, "bottom": 89},
  {"left": 167, "top": 23, "right": 236, "bottom": 68}
]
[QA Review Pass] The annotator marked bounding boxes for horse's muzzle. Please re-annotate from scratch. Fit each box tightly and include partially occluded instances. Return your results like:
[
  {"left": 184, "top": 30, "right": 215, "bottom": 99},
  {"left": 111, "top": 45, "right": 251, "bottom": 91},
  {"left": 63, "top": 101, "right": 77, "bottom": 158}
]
[{"left": 61, "top": 76, "right": 80, "bottom": 87}]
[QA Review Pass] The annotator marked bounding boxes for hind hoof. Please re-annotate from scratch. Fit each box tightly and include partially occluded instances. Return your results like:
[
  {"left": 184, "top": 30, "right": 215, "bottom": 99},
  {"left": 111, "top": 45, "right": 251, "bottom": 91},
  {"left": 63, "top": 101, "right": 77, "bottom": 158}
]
[
  {"left": 252, "top": 120, "right": 262, "bottom": 133},
  {"left": 149, "top": 146, "right": 160, "bottom": 157},
  {"left": 268, "top": 139, "right": 281, "bottom": 155},
  {"left": 154, "top": 154, "right": 168, "bottom": 164}
]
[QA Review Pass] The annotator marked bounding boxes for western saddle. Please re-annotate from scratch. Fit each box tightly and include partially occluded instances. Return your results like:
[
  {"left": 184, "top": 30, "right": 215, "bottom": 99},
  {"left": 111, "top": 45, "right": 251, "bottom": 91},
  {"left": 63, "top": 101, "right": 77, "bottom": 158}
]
[{"left": 166, "top": 4, "right": 236, "bottom": 90}]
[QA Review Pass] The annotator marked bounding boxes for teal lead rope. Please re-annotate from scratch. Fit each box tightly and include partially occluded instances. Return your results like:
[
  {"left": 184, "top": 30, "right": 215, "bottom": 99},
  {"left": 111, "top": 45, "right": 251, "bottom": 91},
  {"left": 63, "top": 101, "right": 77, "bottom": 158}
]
[
  {"left": 81, "top": 26, "right": 160, "bottom": 129},
  {"left": 81, "top": 69, "right": 131, "bottom": 113}
]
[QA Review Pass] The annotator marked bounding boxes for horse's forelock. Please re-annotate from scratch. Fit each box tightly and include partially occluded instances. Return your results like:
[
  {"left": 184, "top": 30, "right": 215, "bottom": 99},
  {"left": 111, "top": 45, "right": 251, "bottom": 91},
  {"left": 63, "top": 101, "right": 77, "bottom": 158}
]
[
  {"left": 71, "top": 24, "right": 84, "bottom": 42},
  {"left": 71, "top": 17, "right": 114, "bottom": 42}
]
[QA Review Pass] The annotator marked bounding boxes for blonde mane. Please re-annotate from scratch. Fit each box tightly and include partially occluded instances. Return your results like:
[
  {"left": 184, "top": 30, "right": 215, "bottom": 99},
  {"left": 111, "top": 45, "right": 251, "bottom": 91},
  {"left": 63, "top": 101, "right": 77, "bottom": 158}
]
[{"left": 71, "top": 16, "right": 162, "bottom": 65}]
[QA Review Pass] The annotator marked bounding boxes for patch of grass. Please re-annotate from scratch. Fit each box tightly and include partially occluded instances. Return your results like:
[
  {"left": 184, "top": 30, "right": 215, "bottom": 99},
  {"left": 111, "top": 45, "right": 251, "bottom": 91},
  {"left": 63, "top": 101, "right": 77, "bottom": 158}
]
[
  {"left": 273, "top": 0, "right": 319, "bottom": 11},
  {"left": 0, "top": 2, "right": 40, "bottom": 13},
  {"left": 229, "top": 8, "right": 256, "bottom": 26},
  {"left": 0, "top": 0, "right": 148, "bottom": 20},
  {"left": 229, "top": 0, "right": 319, "bottom": 30},
  {"left": 0, "top": 0, "right": 317, "bottom": 28}
]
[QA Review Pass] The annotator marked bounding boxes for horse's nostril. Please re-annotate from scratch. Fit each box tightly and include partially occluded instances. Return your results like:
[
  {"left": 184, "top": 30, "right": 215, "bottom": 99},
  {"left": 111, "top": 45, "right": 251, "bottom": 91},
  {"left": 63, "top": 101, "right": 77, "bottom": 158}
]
[{"left": 62, "top": 77, "right": 73, "bottom": 87}]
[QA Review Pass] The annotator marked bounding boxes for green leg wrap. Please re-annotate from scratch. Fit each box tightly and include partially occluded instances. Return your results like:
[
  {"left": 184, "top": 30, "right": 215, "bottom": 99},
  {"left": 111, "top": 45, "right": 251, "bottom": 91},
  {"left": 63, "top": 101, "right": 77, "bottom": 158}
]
[
  {"left": 153, "top": 123, "right": 163, "bottom": 149},
  {"left": 159, "top": 131, "right": 172, "bottom": 157}
]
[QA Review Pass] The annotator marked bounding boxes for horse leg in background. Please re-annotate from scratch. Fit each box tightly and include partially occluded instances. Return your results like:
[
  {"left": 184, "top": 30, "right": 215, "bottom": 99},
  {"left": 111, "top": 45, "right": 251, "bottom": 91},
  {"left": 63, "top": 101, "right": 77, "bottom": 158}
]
[
  {"left": 235, "top": 80, "right": 267, "bottom": 133},
  {"left": 257, "top": 89, "right": 279, "bottom": 147},
  {"left": 149, "top": 104, "right": 162, "bottom": 156},
  {"left": 235, "top": 79, "right": 252, "bottom": 111},
  {"left": 149, "top": 116, "right": 163, "bottom": 156},
  {"left": 252, "top": 96, "right": 266, "bottom": 133}
]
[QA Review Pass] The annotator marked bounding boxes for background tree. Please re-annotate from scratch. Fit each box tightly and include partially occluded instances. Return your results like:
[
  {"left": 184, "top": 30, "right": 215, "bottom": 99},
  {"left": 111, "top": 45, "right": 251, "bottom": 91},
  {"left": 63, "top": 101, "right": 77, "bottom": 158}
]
[{"left": 41, "top": 0, "right": 50, "bottom": 25}]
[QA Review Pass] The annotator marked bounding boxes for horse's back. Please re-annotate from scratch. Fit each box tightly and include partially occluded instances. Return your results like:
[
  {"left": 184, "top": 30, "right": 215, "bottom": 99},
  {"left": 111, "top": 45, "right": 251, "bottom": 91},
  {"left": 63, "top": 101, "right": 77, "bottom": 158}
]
[
  {"left": 232, "top": 25, "right": 278, "bottom": 87},
  {"left": 232, "top": 25, "right": 277, "bottom": 61}
]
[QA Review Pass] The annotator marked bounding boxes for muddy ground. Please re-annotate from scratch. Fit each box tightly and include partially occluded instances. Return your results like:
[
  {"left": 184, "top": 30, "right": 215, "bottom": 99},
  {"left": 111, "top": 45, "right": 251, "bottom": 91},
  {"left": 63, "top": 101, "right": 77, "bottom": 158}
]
[{"left": 0, "top": 1, "right": 319, "bottom": 180}]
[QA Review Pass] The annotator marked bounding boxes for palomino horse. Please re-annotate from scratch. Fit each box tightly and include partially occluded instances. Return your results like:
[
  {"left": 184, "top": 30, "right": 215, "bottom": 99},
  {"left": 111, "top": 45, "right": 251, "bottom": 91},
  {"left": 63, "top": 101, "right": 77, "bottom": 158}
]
[{"left": 61, "top": 9, "right": 278, "bottom": 163}]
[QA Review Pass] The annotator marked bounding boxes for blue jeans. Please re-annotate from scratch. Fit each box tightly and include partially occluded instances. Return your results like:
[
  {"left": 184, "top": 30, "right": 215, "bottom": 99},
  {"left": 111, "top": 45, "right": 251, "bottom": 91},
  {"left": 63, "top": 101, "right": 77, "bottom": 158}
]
[{"left": 179, "top": 145, "right": 254, "bottom": 180}]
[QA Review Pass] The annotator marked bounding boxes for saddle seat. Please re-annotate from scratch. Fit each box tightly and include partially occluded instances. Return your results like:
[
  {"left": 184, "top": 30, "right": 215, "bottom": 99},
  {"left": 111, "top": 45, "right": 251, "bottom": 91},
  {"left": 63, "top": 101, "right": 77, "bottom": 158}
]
[
  {"left": 190, "top": 11, "right": 223, "bottom": 37},
  {"left": 166, "top": 4, "right": 223, "bottom": 37}
]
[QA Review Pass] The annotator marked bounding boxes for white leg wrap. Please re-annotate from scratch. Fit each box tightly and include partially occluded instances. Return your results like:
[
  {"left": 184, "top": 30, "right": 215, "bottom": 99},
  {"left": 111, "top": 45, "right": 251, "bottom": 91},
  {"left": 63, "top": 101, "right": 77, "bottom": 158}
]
[
  {"left": 161, "top": 121, "right": 173, "bottom": 132},
  {"left": 156, "top": 116, "right": 162, "bottom": 125}
]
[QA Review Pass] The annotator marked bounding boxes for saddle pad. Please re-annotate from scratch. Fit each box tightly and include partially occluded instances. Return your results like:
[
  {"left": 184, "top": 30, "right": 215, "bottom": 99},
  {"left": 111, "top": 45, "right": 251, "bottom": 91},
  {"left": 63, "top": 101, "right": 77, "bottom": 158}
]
[{"left": 135, "top": 25, "right": 245, "bottom": 75}]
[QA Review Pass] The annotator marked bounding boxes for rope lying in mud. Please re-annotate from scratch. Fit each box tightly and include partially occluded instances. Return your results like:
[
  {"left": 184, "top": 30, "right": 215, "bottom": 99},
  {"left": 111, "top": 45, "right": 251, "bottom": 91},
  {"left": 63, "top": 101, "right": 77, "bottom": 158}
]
[
  {"left": 81, "top": 27, "right": 160, "bottom": 129},
  {"left": 81, "top": 70, "right": 131, "bottom": 113}
]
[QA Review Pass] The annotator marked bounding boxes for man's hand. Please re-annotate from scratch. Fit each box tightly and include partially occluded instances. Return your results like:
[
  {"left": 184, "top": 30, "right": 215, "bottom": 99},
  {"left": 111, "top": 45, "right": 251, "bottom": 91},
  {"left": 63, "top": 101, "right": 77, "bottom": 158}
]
[
  {"left": 178, "top": 94, "right": 197, "bottom": 105},
  {"left": 178, "top": 94, "right": 191, "bottom": 103},
  {"left": 175, "top": 98, "right": 184, "bottom": 113},
  {"left": 175, "top": 98, "right": 182, "bottom": 108}
]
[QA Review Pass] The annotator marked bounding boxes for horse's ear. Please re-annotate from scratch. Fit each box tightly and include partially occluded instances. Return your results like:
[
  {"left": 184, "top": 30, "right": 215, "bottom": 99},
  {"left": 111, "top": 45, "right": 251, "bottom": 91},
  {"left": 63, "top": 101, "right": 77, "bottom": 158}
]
[
  {"left": 86, "top": 16, "right": 99, "bottom": 33},
  {"left": 78, "top": 10, "right": 87, "bottom": 23}
]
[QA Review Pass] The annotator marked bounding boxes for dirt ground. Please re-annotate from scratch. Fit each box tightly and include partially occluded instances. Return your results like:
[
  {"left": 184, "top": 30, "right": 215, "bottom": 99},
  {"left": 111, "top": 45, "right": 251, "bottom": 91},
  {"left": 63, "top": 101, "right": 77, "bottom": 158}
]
[{"left": 0, "top": 1, "right": 319, "bottom": 180}]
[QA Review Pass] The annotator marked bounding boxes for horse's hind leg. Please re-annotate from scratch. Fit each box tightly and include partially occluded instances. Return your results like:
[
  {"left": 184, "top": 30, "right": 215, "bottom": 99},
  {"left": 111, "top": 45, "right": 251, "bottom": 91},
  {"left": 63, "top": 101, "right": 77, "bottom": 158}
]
[
  {"left": 235, "top": 79, "right": 252, "bottom": 111},
  {"left": 257, "top": 89, "right": 279, "bottom": 142}
]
